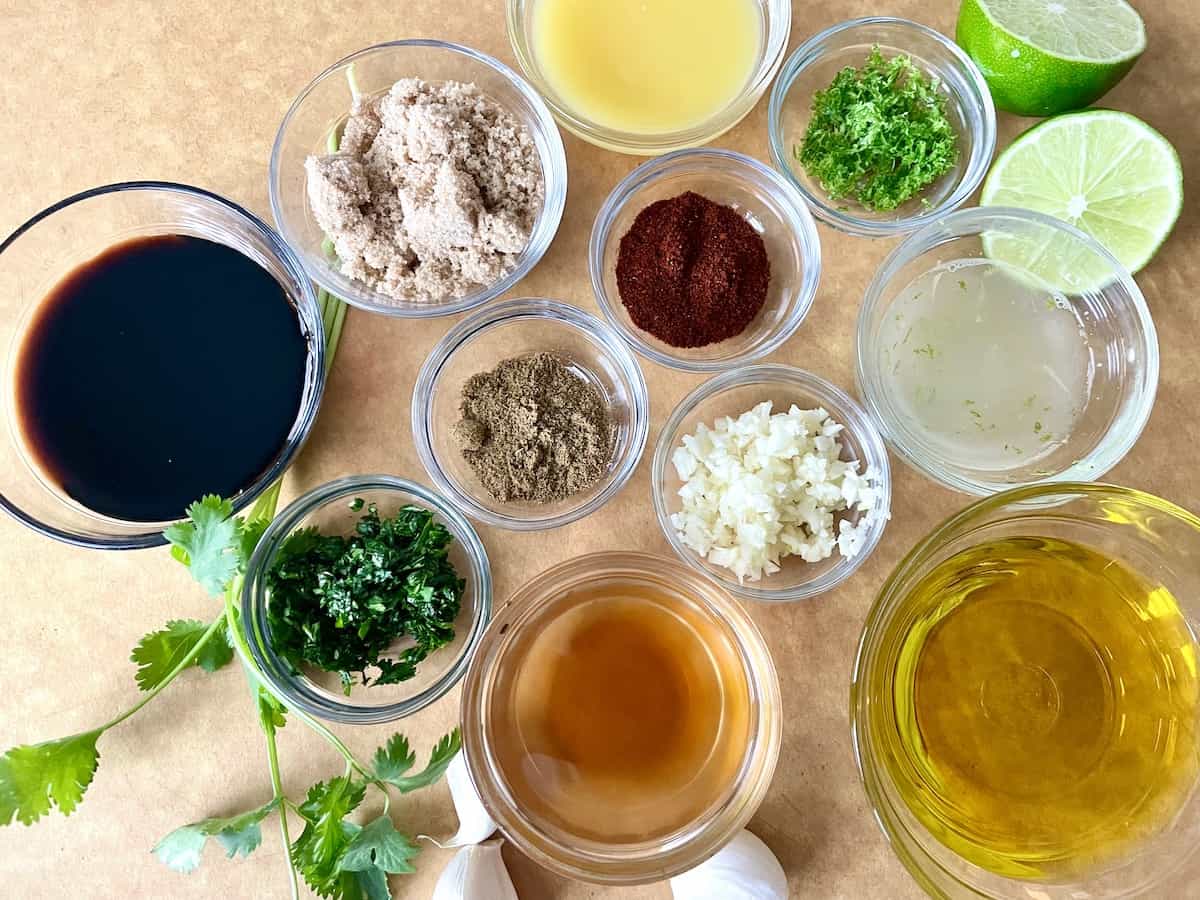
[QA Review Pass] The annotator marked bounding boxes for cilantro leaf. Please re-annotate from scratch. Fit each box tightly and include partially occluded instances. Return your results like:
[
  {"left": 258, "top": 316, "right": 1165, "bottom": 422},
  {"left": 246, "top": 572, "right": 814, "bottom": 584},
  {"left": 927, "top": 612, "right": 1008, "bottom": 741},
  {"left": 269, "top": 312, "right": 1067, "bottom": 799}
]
[
  {"left": 152, "top": 798, "right": 279, "bottom": 873},
  {"left": 292, "top": 776, "right": 366, "bottom": 896},
  {"left": 350, "top": 865, "right": 392, "bottom": 900},
  {"left": 369, "top": 734, "right": 414, "bottom": 784},
  {"left": 338, "top": 815, "right": 419, "bottom": 874},
  {"left": 130, "top": 619, "right": 233, "bottom": 691},
  {"left": 0, "top": 730, "right": 101, "bottom": 825},
  {"left": 165, "top": 496, "right": 243, "bottom": 595},
  {"left": 378, "top": 729, "right": 460, "bottom": 794}
]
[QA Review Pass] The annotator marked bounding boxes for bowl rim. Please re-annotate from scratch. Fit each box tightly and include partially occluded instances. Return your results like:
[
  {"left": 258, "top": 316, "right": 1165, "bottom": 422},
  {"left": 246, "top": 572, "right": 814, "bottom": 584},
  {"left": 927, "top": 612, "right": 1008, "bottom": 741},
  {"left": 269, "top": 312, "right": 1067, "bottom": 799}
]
[
  {"left": 0, "top": 180, "right": 326, "bottom": 551},
  {"left": 240, "top": 474, "right": 493, "bottom": 725},
  {"left": 767, "top": 16, "right": 998, "bottom": 238},
  {"left": 854, "top": 205, "right": 1160, "bottom": 497},
  {"left": 849, "top": 481, "right": 1200, "bottom": 898},
  {"left": 651, "top": 363, "right": 893, "bottom": 602},
  {"left": 412, "top": 296, "right": 650, "bottom": 531},
  {"left": 268, "top": 38, "right": 568, "bottom": 319},
  {"left": 588, "top": 148, "right": 822, "bottom": 373},
  {"left": 506, "top": 0, "right": 793, "bottom": 155},
  {"left": 460, "top": 549, "right": 782, "bottom": 884}
]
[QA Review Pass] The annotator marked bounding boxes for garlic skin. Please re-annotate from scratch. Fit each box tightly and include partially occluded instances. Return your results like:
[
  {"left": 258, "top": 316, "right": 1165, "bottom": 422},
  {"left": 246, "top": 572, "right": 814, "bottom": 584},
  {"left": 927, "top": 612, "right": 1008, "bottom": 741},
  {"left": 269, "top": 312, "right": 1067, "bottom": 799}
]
[
  {"left": 432, "top": 840, "right": 518, "bottom": 900},
  {"left": 423, "top": 752, "right": 499, "bottom": 848},
  {"left": 669, "top": 830, "right": 789, "bottom": 900}
]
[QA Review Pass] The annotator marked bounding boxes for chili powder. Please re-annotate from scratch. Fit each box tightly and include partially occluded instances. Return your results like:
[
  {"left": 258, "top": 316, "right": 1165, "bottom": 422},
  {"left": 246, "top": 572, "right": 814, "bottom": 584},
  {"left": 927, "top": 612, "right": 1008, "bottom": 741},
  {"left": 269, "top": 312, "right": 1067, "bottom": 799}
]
[{"left": 615, "top": 191, "right": 770, "bottom": 349}]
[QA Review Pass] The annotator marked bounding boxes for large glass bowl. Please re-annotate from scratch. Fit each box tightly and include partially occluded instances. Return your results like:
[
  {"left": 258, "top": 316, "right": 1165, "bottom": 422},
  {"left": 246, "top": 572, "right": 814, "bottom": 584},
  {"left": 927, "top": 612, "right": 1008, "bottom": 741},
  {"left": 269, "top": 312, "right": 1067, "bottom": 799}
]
[
  {"left": 241, "top": 475, "right": 492, "bottom": 725},
  {"left": 856, "top": 207, "right": 1158, "bottom": 496},
  {"left": 507, "top": 0, "right": 791, "bottom": 155},
  {"left": 851, "top": 483, "right": 1200, "bottom": 898},
  {"left": 461, "top": 551, "right": 781, "bottom": 883},
  {"left": 0, "top": 182, "right": 325, "bottom": 550},
  {"left": 768, "top": 17, "right": 995, "bottom": 237},
  {"left": 269, "top": 40, "right": 567, "bottom": 318}
]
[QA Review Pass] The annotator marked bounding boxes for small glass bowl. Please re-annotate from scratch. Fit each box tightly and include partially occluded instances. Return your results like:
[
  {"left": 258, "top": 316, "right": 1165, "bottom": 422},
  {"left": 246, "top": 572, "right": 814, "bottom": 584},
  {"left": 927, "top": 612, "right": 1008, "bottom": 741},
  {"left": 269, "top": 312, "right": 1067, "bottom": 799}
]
[
  {"left": 856, "top": 207, "right": 1158, "bottom": 496},
  {"left": 241, "top": 475, "right": 492, "bottom": 725},
  {"left": 852, "top": 483, "right": 1200, "bottom": 898},
  {"left": 0, "top": 182, "right": 325, "bottom": 550},
  {"left": 590, "top": 149, "right": 821, "bottom": 373},
  {"left": 413, "top": 298, "right": 649, "bottom": 531},
  {"left": 506, "top": 0, "right": 791, "bottom": 155},
  {"left": 269, "top": 40, "right": 567, "bottom": 318},
  {"left": 461, "top": 551, "right": 782, "bottom": 884},
  {"left": 652, "top": 364, "right": 891, "bottom": 602},
  {"left": 768, "top": 17, "right": 996, "bottom": 237}
]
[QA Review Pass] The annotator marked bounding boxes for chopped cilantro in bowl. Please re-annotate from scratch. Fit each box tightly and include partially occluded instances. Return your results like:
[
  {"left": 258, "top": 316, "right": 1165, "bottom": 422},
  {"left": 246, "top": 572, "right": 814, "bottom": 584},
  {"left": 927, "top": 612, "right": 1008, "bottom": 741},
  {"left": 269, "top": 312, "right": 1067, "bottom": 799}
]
[
  {"left": 795, "top": 47, "right": 958, "bottom": 212},
  {"left": 241, "top": 475, "right": 492, "bottom": 724}
]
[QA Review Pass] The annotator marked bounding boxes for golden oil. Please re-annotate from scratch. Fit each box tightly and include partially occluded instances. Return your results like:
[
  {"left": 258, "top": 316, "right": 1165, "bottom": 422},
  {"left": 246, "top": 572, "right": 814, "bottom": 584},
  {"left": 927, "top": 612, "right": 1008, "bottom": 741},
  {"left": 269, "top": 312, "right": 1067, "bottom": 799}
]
[{"left": 876, "top": 536, "right": 1199, "bottom": 878}]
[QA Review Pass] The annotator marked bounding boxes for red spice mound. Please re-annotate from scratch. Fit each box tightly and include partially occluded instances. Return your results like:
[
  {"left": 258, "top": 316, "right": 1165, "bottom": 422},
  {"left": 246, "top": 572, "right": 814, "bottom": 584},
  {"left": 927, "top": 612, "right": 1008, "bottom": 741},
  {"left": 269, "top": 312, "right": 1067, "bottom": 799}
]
[{"left": 615, "top": 191, "right": 770, "bottom": 349}]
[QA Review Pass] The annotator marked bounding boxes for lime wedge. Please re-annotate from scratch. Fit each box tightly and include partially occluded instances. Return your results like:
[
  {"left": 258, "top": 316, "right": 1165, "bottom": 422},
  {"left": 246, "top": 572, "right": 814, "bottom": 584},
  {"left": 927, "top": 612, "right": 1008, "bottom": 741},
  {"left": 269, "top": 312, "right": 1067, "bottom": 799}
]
[
  {"left": 981, "top": 110, "right": 1183, "bottom": 291},
  {"left": 957, "top": 0, "right": 1145, "bottom": 116}
]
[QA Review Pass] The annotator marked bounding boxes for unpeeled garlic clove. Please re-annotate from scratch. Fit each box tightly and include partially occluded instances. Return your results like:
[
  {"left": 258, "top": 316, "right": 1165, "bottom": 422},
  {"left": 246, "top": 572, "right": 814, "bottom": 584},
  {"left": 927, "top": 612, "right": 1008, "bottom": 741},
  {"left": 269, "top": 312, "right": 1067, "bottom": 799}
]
[
  {"left": 432, "top": 839, "right": 518, "bottom": 900},
  {"left": 669, "top": 829, "right": 789, "bottom": 900},
  {"left": 421, "top": 752, "right": 499, "bottom": 848}
]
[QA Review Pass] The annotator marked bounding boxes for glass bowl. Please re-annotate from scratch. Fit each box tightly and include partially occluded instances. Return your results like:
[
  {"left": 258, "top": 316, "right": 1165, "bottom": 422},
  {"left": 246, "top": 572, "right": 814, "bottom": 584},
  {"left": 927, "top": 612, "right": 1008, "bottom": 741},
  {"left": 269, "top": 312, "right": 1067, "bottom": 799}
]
[
  {"left": 506, "top": 0, "right": 791, "bottom": 155},
  {"left": 652, "top": 364, "right": 891, "bottom": 601},
  {"left": 590, "top": 149, "right": 821, "bottom": 373},
  {"left": 269, "top": 39, "right": 567, "bottom": 318},
  {"left": 856, "top": 207, "right": 1158, "bottom": 496},
  {"left": 413, "top": 298, "right": 649, "bottom": 530},
  {"left": 851, "top": 483, "right": 1200, "bottom": 898},
  {"left": 768, "top": 17, "right": 996, "bottom": 237},
  {"left": 461, "top": 551, "right": 781, "bottom": 884},
  {"left": 241, "top": 475, "right": 492, "bottom": 725},
  {"left": 0, "top": 182, "right": 325, "bottom": 550}
]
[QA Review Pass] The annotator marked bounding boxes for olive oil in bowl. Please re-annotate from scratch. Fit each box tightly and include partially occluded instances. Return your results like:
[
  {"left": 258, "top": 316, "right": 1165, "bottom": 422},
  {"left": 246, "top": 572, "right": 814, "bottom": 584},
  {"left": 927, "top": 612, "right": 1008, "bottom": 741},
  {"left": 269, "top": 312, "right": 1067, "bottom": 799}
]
[{"left": 877, "top": 536, "right": 1199, "bottom": 879}]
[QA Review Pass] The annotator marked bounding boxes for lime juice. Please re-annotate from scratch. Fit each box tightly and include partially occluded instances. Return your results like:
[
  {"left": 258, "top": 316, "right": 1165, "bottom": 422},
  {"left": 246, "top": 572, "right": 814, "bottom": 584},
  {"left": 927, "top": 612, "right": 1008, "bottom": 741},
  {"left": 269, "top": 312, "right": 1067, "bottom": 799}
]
[{"left": 877, "top": 258, "right": 1093, "bottom": 472}]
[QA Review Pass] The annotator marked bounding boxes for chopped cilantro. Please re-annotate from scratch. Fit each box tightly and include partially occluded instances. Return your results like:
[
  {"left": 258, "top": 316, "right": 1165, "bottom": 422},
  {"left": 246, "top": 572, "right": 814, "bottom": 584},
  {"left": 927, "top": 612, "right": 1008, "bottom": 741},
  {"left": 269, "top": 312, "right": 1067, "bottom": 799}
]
[
  {"left": 265, "top": 501, "right": 464, "bottom": 693},
  {"left": 795, "top": 47, "right": 958, "bottom": 211}
]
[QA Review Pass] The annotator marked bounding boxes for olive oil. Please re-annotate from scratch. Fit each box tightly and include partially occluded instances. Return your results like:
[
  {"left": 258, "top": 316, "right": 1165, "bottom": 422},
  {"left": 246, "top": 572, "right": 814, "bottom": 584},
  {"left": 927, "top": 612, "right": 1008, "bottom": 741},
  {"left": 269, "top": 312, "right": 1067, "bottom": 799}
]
[
  {"left": 489, "top": 580, "right": 751, "bottom": 843},
  {"left": 879, "top": 537, "right": 1199, "bottom": 878}
]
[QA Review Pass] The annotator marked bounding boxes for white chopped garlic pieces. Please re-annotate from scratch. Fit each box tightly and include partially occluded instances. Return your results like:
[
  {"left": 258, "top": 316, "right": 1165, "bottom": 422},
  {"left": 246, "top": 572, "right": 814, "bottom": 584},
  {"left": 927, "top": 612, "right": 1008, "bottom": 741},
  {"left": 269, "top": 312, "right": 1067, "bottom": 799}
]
[{"left": 670, "top": 401, "right": 882, "bottom": 583}]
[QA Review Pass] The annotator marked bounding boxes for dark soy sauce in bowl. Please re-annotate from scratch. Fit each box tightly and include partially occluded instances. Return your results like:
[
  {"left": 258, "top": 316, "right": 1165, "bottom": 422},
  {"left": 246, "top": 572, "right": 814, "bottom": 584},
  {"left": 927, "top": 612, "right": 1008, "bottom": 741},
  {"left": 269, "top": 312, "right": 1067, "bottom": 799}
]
[{"left": 15, "top": 234, "right": 310, "bottom": 523}]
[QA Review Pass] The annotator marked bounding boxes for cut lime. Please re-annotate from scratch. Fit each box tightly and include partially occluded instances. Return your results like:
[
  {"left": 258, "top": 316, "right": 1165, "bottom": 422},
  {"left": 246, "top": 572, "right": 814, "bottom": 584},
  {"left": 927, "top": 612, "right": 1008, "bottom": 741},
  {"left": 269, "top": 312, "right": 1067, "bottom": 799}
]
[
  {"left": 957, "top": 0, "right": 1145, "bottom": 116},
  {"left": 981, "top": 110, "right": 1182, "bottom": 291}
]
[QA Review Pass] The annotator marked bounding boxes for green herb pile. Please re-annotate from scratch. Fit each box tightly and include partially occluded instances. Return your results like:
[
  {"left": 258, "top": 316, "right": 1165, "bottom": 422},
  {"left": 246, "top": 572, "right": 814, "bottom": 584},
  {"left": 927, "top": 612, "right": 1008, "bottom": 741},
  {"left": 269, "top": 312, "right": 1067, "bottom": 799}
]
[
  {"left": 267, "top": 500, "right": 464, "bottom": 693},
  {"left": 796, "top": 47, "right": 959, "bottom": 211}
]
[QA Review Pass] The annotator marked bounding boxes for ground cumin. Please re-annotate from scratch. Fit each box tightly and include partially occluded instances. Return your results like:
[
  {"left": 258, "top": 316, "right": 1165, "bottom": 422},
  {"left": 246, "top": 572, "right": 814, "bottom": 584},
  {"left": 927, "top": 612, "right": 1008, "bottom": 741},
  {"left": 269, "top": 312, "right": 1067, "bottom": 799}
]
[
  {"left": 452, "top": 353, "right": 614, "bottom": 504},
  {"left": 615, "top": 191, "right": 770, "bottom": 348}
]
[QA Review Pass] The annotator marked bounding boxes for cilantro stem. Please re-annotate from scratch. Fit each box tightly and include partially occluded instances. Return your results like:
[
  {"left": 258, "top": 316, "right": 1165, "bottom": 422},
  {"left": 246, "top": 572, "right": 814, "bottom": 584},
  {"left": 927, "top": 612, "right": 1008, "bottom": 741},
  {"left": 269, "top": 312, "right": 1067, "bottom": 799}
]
[
  {"left": 262, "top": 718, "right": 298, "bottom": 900},
  {"left": 99, "top": 613, "right": 228, "bottom": 733}
]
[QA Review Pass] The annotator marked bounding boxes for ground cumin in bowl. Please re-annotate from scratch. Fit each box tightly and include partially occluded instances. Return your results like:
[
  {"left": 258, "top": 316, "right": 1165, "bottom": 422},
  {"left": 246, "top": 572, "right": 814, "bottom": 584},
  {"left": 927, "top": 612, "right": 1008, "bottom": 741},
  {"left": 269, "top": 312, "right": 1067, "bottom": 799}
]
[
  {"left": 590, "top": 149, "right": 821, "bottom": 373},
  {"left": 412, "top": 298, "right": 649, "bottom": 531}
]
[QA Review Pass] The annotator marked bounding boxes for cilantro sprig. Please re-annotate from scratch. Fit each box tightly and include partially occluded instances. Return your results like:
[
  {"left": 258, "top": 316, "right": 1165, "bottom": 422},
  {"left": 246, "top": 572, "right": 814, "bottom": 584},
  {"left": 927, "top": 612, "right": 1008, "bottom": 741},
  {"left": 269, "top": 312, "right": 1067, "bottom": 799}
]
[{"left": 796, "top": 46, "right": 959, "bottom": 211}]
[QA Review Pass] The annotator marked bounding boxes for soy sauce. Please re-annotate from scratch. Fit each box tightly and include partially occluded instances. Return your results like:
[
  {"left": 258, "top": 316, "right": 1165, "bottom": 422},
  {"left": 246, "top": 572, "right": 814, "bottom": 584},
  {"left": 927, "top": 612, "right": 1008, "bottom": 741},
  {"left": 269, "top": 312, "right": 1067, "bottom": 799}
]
[{"left": 15, "top": 235, "right": 310, "bottom": 523}]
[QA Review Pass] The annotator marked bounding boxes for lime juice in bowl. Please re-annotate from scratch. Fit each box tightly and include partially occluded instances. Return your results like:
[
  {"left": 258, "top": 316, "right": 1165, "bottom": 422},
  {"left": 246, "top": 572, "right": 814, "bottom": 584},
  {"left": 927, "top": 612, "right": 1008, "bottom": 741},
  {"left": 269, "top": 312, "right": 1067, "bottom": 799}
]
[{"left": 856, "top": 207, "right": 1157, "bottom": 496}]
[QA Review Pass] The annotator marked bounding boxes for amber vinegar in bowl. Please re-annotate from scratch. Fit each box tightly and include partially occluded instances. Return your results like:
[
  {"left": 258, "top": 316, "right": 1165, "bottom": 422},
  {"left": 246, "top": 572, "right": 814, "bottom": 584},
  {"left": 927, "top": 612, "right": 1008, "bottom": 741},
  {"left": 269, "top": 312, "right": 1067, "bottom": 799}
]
[{"left": 461, "top": 552, "right": 781, "bottom": 884}]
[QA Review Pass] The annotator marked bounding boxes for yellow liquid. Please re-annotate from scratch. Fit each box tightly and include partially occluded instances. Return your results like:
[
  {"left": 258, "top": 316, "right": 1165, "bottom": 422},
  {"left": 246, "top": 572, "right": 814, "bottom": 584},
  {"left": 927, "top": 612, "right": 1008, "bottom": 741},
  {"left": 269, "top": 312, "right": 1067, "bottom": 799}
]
[
  {"left": 489, "top": 580, "right": 750, "bottom": 842},
  {"left": 877, "top": 537, "right": 1199, "bottom": 878},
  {"left": 532, "top": 0, "right": 761, "bottom": 135}
]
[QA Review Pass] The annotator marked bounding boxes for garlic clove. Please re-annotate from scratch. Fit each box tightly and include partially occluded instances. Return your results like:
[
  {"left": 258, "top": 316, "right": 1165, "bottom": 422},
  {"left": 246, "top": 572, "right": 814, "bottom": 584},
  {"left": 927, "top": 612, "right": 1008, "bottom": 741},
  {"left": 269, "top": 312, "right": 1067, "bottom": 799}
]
[
  {"left": 432, "top": 840, "right": 519, "bottom": 900},
  {"left": 421, "top": 752, "right": 499, "bottom": 848},
  {"left": 669, "top": 830, "right": 788, "bottom": 900}
]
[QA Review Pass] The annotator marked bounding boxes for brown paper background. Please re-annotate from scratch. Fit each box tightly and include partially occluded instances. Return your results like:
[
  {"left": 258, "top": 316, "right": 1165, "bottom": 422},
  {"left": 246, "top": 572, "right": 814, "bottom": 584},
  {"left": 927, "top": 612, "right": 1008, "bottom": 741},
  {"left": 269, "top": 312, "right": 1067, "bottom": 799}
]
[{"left": 0, "top": 1, "right": 1195, "bottom": 898}]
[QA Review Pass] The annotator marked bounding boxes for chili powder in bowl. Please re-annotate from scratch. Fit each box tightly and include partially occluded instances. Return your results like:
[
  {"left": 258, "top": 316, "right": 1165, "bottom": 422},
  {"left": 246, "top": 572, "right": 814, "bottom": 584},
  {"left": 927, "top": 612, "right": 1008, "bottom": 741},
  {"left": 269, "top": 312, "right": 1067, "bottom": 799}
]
[{"left": 590, "top": 149, "right": 820, "bottom": 373}]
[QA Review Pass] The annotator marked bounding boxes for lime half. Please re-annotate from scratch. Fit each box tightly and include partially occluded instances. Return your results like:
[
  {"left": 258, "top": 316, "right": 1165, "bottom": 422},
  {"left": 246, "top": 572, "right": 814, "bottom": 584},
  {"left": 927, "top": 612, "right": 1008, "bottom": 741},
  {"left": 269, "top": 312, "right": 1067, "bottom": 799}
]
[
  {"left": 957, "top": 0, "right": 1145, "bottom": 116},
  {"left": 981, "top": 110, "right": 1182, "bottom": 291}
]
